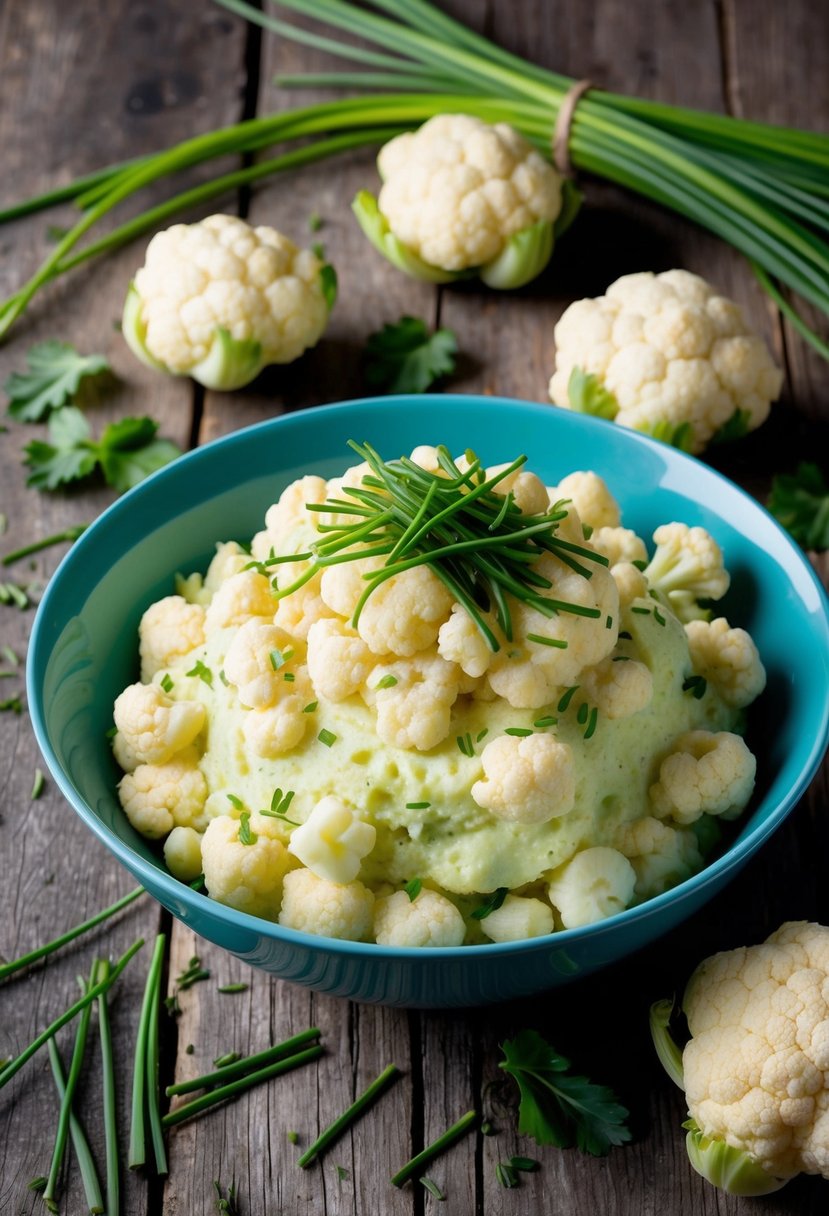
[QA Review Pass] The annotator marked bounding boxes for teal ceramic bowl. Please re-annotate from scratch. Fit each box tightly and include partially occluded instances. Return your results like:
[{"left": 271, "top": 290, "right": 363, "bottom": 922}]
[{"left": 28, "top": 396, "right": 829, "bottom": 1008}]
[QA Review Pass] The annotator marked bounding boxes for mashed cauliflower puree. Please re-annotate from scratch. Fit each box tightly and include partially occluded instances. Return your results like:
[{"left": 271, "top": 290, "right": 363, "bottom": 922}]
[{"left": 111, "top": 445, "right": 765, "bottom": 946}]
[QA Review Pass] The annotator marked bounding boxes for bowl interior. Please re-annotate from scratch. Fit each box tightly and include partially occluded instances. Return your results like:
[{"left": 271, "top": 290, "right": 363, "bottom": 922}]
[{"left": 29, "top": 396, "right": 829, "bottom": 967}]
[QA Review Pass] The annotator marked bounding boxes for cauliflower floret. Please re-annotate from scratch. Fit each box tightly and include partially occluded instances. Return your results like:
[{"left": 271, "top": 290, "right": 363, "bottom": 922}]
[
  {"left": 580, "top": 655, "right": 653, "bottom": 719},
  {"left": 205, "top": 541, "right": 250, "bottom": 592},
  {"left": 486, "top": 462, "right": 550, "bottom": 515},
  {"left": 547, "top": 847, "right": 637, "bottom": 928},
  {"left": 278, "top": 869, "right": 374, "bottom": 941},
  {"left": 253, "top": 475, "right": 328, "bottom": 557},
  {"left": 320, "top": 558, "right": 452, "bottom": 657},
  {"left": 643, "top": 523, "right": 730, "bottom": 622},
  {"left": 306, "top": 618, "right": 376, "bottom": 701},
  {"left": 118, "top": 747, "right": 208, "bottom": 838},
  {"left": 223, "top": 620, "right": 303, "bottom": 708},
  {"left": 204, "top": 570, "right": 275, "bottom": 634},
  {"left": 471, "top": 733, "right": 576, "bottom": 824},
  {"left": 201, "top": 812, "right": 291, "bottom": 920},
  {"left": 287, "top": 795, "right": 376, "bottom": 884},
  {"left": 479, "top": 894, "right": 554, "bottom": 943},
  {"left": 591, "top": 526, "right": 647, "bottom": 567},
  {"left": 611, "top": 561, "right": 649, "bottom": 606},
  {"left": 124, "top": 214, "right": 331, "bottom": 389},
  {"left": 437, "top": 603, "right": 497, "bottom": 679},
  {"left": 650, "top": 730, "right": 757, "bottom": 825},
  {"left": 374, "top": 114, "right": 563, "bottom": 274},
  {"left": 613, "top": 815, "right": 703, "bottom": 900},
  {"left": 139, "top": 595, "right": 206, "bottom": 681},
  {"left": 372, "top": 655, "right": 460, "bottom": 751},
  {"left": 113, "top": 682, "right": 205, "bottom": 769},
  {"left": 550, "top": 270, "right": 783, "bottom": 454},
  {"left": 273, "top": 567, "right": 334, "bottom": 640},
  {"left": 242, "top": 696, "right": 309, "bottom": 758},
  {"left": 373, "top": 888, "right": 465, "bottom": 947},
  {"left": 685, "top": 617, "right": 766, "bottom": 708},
  {"left": 553, "top": 471, "right": 621, "bottom": 530},
  {"left": 163, "top": 825, "right": 204, "bottom": 881}
]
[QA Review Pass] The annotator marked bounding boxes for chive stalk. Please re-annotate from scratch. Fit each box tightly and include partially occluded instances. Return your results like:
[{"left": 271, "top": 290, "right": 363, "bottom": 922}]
[
  {"left": 95, "top": 960, "right": 120, "bottom": 1216},
  {"left": 145, "top": 940, "right": 168, "bottom": 1175},
  {"left": 167, "top": 1028, "right": 321, "bottom": 1097},
  {"left": 297, "top": 1063, "right": 402, "bottom": 1167},
  {"left": 2, "top": 524, "right": 87, "bottom": 566},
  {"left": 43, "top": 971, "right": 98, "bottom": 1212},
  {"left": 47, "top": 1037, "right": 105, "bottom": 1215},
  {"left": 129, "top": 933, "right": 167, "bottom": 1170},
  {"left": 391, "top": 1110, "right": 478, "bottom": 1188},
  {"left": 163, "top": 1044, "right": 324, "bottom": 1127}
]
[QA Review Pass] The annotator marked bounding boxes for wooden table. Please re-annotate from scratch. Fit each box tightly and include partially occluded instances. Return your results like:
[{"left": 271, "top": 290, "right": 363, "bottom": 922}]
[{"left": 1, "top": 2, "right": 827, "bottom": 1212}]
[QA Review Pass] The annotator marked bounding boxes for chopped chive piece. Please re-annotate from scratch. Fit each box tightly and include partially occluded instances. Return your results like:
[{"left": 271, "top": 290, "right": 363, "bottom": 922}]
[
  {"left": 2, "top": 523, "right": 88, "bottom": 565},
  {"left": 28, "top": 1176, "right": 47, "bottom": 1192},
  {"left": 510, "top": 1155, "right": 540, "bottom": 1172},
  {"left": 605, "top": 615, "right": 613, "bottom": 629},
  {"left": 163, "top": 1043, "right": 323, "bottom": 1126},
  {"left": 30, "top": 768, "right": 45, "bottom": 800},
  {"left": 527, "top": 632, "right": 568, "bottom": 648},
  {"left": 471, "top": 887, "right": 508, "bottom": 921},
  {"left": 298, "top": 1063, "right": 401, "bottom": 1168},
  {"left": 420, "top": 1176, "right": 445, "bottom": 1200},
  {"left": 404, "top": 877, "right": 422, "bottom": 901},
  {"left": 303, "top": 701, "right": 318, "bottom": 713},
  {"left": 186, "top": 659, "right": 213, "bottom": 686},
  {"left": 632, "top": 559, "right": 647, "bottom": 571},
  {"left": 405, "top": 801, "right": 430, "bottom": 810},
  {"left": 214, "top": 1178, "right": 239, "bottom": 1214},
  {"left": 185, "top": 1044, "right": 194, "bottom": 1055},
  {"left": 269, "top": 648, "right": 286, "bottom": 670},
  {"left": 287, "top": 1130, "right": 300, "bottom": 1144},
  {"left": 238, "top": 813, "right": 256, "bottom": 846},
  {"left": 318, "top": 728, "right": 337, "bottom": 747},
  {"left": 0, "top": 695, "right": 22, "bottom": 713},
  {"left": 504, "top": 726, "right": 533, "bottom": 737},
  {"left": 533, "top": 715, "right": 557, "bottom": 728},
  {"left": 391, "top": 1110, "right": 477, "bottom": 1188},
  {"left": 584, "top": 707, "right": 599, "bottom": 740},
  {"left": 495, "top": 1162, "right": 519, "bottom": 1188},
  {"left": 227, "top": 793, "right": 244, "bottom": 810},
  {"left": 557, "top": 685, "right": 579, "bottom": 712},
  {"left": 160, "top": 673, "right": 174, "bottom": 693},
  {"left": 105, "top": 724, "right": 117, "bottom": 739},
  {"left": 164, "top": 993, "right": 181, "bottom": 1017},
  {"left": 167, "top": 1029, "right": 321, "bottom": 1097},
  {"left": 576, "top": 702, "right": 589, "bottom": 725},
  {"left": 631, "top": 606, "right": 651, "bottom": 615},
  {"left": 311, "top": 241, "right": 326, "bottom": 260},
  {"left": 682, "top": 674, "right": 708, "bottom": 699},
  {"left": 618, "top": 630, "right": 632, "bottom": 640},
  {"left": 218, "top": 982, "right": 249, "bottom": 994},
  {"left": 334, "top": 1165, "right": 349, "bottom": 1181},
  {"left": 376, "top": 674, "right": 398, "bottom": 688},
  {"left": 1, "top": 582, "right": 29, "bottom": 608},
  {"left": 480, "top": 1120, "right": 494, "bottom": 1136},
  {"left": 283, "top": 671, "right": 295, "bottom": 682},
  {"left": 1, "top": 644, "right": 19, "bottom": 666},
  {"left": 176, "top": 962, "right": 210, "bottom": 991},
  {"left": 613, "top": 655, "right": 632, "bottom": 662},
  {"left": 456, "top": 733, "right": 474, "bottom": 757},
  {"left": 476, "top": 728, "right": 488, "bottom": 742},
  {"left": 653, "top": 607, "right": 667, "bottom": 626},
  {"left": 582, "top": 523, "right": 594, "bottom": 540},
  {"left": 219, "top": 669, "right": 229, "bottom": 686},
  {"left": 213, "top": 1051, "right": 241, "bottom": 1069}
]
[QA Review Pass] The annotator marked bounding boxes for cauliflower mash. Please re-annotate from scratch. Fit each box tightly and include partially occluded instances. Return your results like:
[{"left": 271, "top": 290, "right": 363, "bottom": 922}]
[{"left": 111, "top": 445, "right": 765, "bottom": 946}]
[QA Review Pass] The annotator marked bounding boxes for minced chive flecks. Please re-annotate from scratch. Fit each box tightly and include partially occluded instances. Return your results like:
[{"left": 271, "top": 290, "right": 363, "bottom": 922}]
[
  {"left": 576, "top": 702, "right": 589, "bottom": 725},
  {"left": 557, "top": 685, "right": 579, "bottom": 713},
  {"left": 283, "top": 672, "right": 295, "bottom": 682},
  {"left": 1, "top": 644, "right": 19, "bottom": 666},
  {"left": 456, "top": 733, "right": 474, "bottom": 757},
  {"left": 186, "top": 659, "right": 213, "bottom": 686},
  {"left": 495, "top": 1162, "right": 519, "bottom": 1188},
  {"left": 613, "top": 655, "right": 632, "bottom": 662},
  {"left": 160, "top": 673, "right": 174, "bottom": 693},
  {"left": 420, "top": 1177, "right": 445, "bottom": 1200},
  {"left": 213, "top": 1051, "right": 241, "bottom": 1069},
  {"left": 376, "top": 674, "right": 398, "bottom": 688},
  {"left": 227, "top": 793, "right": 244, "bottom": 810},
  {"left": 504, "top": 727, "right": 533, "bottom": 737},
  {"left": 653, "top": 607, "right": 667, "bottom": 626},
  {"left": 219, "top": 669, "right": 229, "bottom": 687},
  {"left": 526, "top": 632, "right": 568, "bottom": 649},
  {"left": 30, "top": 768, "right": 45, "bottom": 800},
  {"left": 618, "top": 630, "right": 633, "bottom": 641},
  {"left": 605, "top": 615, "right": 613, "bottom": 629},
  {"left": 405, "top": 801, "right": 430, "bottom": 810},
  {"left": 632, "top": 559, "right": 648, "bottom": 572},
  {"left": 269, "top": 648, "right": 286, "bottom": 670},
  {"left": 582, "top": 524, "right": 593, "bottom": 540},
  {"left": 631, "top": 606, "right": 651, "bottom": 616},
  {"left": 0, "top": 582, "right": 29, "bottom": 608},
  {"left": 471, "top": 888, "right": 508, "bottom": 921},
  {"left": 533, "top": 715, "right": 557, "bottom": 728},
  {"left": 476, "top": 728, "right": 488, "bottom": 742},
  {"left": 287, "top": 1130, "right": 300, "bottom": 1145},
  {"left": 318, "top": 728, "right": 337, "bottom": 747},
  {"left": 176, "top": 957, "right": 210, "bottom": 991},
  {"left": 335, "top": 1165, "right": 349, "bottom": 1181},
  {"left": 682, "top": 675, "right": 708, "bottom": 699},
  {"left": 0, "top": 695, "right": 23, "bottom": 713},
  {"left": 218, "top": 983, "right": 249, "bottom": 994},
  {"left": 28, "top": 1176, "right": 47, "bottom": 1192},
  {"left": 298, "top": 1063, "right": 402, "bottom": 1168},
  {"left": 238, "top": 813, "right": 257, "bottom": 846},
  {"left": 303, "top": 701, "right": 318, "bottom": 714},
  {"left": 584, "top": 707, "right": 599, "bottom": 740},
  {"left": 391, "top": 1110, "right": 478, "bottom": 1188},
  {"left": 404, "top": 877, "right": 422, "bottom": 902}
]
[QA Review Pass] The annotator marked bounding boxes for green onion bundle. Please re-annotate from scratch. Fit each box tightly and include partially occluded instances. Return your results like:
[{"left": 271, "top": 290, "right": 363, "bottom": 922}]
[{"left": 1, "top": 0, "right": 827, "bottom": 357}]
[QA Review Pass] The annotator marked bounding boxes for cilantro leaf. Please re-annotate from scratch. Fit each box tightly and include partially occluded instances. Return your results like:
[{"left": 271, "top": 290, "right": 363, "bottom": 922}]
[
  {"left": 767, "top": 462, "right": 829, "bottom": 550},
  {"left": 566, "top": 367, "right": 619, "bottom": 420},
  {"left": 499, "top": 1029, "right": 631, "bottom": 1156},
  {"left": 5, "top": 340, "right": 110, "bottom": 421},
  {"left": 364, "top": 316, "right": 457, "bottom": 394},
  {"left": 23, "top": 406, "right": 180, "bottom": 493}
]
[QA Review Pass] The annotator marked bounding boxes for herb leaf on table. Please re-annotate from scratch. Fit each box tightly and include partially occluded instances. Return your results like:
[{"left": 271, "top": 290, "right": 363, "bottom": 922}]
[
  {"left": 5, "top": 340, "right": 110, "bottom": 421},
  {"left": 499, "top": 1029, "right": 631, "bottom": 1156},
  {"left": 23, "top": 407, "right": 180, "bottom": 492},
  {"left": 364, "top": 316, "right": 457, "bottom": 394},
  {"left": 767, "top": 462, "right": 829, "bottom": 550}
]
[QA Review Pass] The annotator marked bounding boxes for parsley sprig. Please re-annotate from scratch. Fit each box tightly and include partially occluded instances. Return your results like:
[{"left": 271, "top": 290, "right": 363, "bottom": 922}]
[
  {"left": 24, "top": 407, "right": 180, "bottom": 492},
  {"left": 271, "top": 441, "right": 607, "bottom": 652},
  {"left": 4, "top": 340, "right": 110, "bottom": 421},
  {"left": 767, "top": 461, "right": 829, "bottom": 550},
  {"left": 364, "top": 315, "right": 458, "bottom": 394}
]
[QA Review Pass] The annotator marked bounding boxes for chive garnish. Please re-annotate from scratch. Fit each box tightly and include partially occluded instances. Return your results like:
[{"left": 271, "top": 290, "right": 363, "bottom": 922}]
[
  {"left": 163, "top": 1044, "right": 323, "bottom": 1126},
  {"left": 653, "top": 607, "right": 667, "bottom": 626},
  {"left": 219, "top": 669, "right": 229, "bottom": 686},
  {"left": 632, "top": 559, "right": 648, "bottom": 571},
  {"left": 1, "top": 644, "right": 18, "bottom": 666},
  {"left": 618, "top": 630, "right": 632, "bottom": 640},
  {"left": 167, "top": 1029, "right": 321, "bottom": 1097},
  {"left": 213, "top": 1051, "right": 241, "bottom": 1069},
  {"left": 682, "top": 674, "right": 708, "bottom": 699},
  {"left": 391, "top": 1110, "right": 478, "bottom": 1188},
  {"left": 480, "top": 1120, "right": 494, "bottom": 1136},
  {"left": 471, "top": 888, "right": 508, "bottom": 920},
  {"left": 533, "top": 715, "right": 557, "bottom": 728},
  {"left": 176, "top": 957, "right": 210, "bottom": 990},
  {"left": 269, "top": 648, "right": 286, "bottom": 670},
  {"left": 218, "top": 983, "right": 249, "bottom": 994},
  {"left": 476, "top": 728, "right": 488, "bottom": 742},
  {"left": 526, "top": 632, "right": 568, "bottom": 648},
  {"left": 186, "top": 659, "right": 213, "bottom": 686},
  {"left": 105, "top": 724, "right": 117, "bottom": 739},
  {"left": 298, "top": 1064, "right": 401, "bottom": 1168},
  {"left": 495, "top": 1162, "right": 519, "bottom": 1188},
  {"left": 129, "top": 933, "right": 167, "bottom": 1172},
  {"left": 226, "top": 793, "right": 244, "bottom": 810},
  {"left": 238, "top": 813, "right": 256, "bottom": 846},
  {"left": 2, "top": 524, "right": 87, "bottom": 566},
  {"left": 631, "top": 606, "right": 651, "bottom": 616},
  {"left": 185, "top": 1044, "right": 195, "bottom": 1055},
  {"left": 214, "top": 1179, "right": 239, "bottom": 1215},
  {"left": 404, "top": 878, "right": 422, "bottom": 901},
  {"left": 287, "top": 1130, "right": 300, "bottom": 1145},
  {"left": 456, "top": 733, "right": 474, "bottom": 757},
  {"left": 576, "top": 702, "right": 589, "bottom": 725},
  {"left": 511, "top": 1156, "right": 540, "bottom": 1171},
  {"left": 613, "top": 655, "right": 632, "bottom": 662},
  {"left": 420, "top": 1177, "right": 445, "bottom": 1200},
  {"left": 376, "top": 674, "right": 398, "bottom": 688},
  {"left": 303, "top": 701, "right": 318, "bottom": 713},
  {"left": 334, "top": 1165, "right": 349, "bottom": 1181},
  {"left": 28, "top": 1177, "right": 47, "bottom": 1192},
  {"left": 160, "top": 672, "right": 174, "bottom": 693},
  {"left": 605, "top": 615, "right": 613, "bottom": 629},
  {"left": 504, "top": 727, "right": 533, "bottom": 737},
  {"left": 584, "top": 707, "right": 599, "bottom": 740},
  {"left": 31, "top": 768, "right": 45, "bottom": 800},
  {"left": 283, "top": 671, "right": 295, "bottom": 682},
  {"left": 405, "top": 801, "right": 430, "bottom": 810},
  {"left": 318, "top": 728, "right": 337, "bottom": 747},
  {"left": 557, "top": 685, "right": 579, "bottom": 712},
  {"left": 96, "top": 958, "right": 120, "bottom": 1216}
]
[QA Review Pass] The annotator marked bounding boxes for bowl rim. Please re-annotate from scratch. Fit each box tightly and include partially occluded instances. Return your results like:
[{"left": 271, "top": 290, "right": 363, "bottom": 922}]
[{"left": 28, "top": 393, "right": 829, "bottom": 961}]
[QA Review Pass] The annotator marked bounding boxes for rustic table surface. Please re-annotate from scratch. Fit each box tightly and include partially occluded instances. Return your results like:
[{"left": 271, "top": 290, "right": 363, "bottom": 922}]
[{"left": 1, "top": 1, "right": 828, "bottom": 1213}]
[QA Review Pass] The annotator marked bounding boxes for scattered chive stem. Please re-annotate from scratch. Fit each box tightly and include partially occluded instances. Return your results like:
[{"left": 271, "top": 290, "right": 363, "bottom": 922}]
[
  {"left": 218, "top": 982, "right": 249, "bottom": 994},
  {"left": 31, "top": 768, "right": 45, "bottom": 800},
  {"left": 0, "top": 885, "right": 144, "bottom": 983},
  {"left": 0, "top": 939, "right": 143, "bottom": 1089},
  {"left": 420, "top": 1176, "right": 445, "bottom": 1200},
  {"left": 167, "top": 1028, "right": 321, "bottom": 1097},
  {"left": 129, "top": 934, "right": 166, "bottom": 1170},
  {"left": 95, "top": 959, "right": 120, "bottom": 1216},
  {"left": 145, "top": 940, "right": 169, "bottom": 1176},
  {"left": 391, "top": 1110, "right": 478, "bottom": 1188},
  {"left": 47, "top": 1037, "right": 105, "bottom": 1216},
  {"left": 2, "top": 524, "right": 87, "bottom": 566},
  {"left": 163, "top": 1043, "right": 324, "bottom": 1127},
  {"left": 297, "top": 1063, "right": 402, "bottom": 1168},
  {"left": 43, "top": 969, "right": 98, "bottom": 1213}
]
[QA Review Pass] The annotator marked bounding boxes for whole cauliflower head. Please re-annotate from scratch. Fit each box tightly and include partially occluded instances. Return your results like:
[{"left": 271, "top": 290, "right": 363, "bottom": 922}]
[
  {"left": 550, "top": 269, "right": 783, "bottom": 453},
  {"left": 118, "top": 747, "right": 208, "bottom": 838},
  {"left": 548, "top": 846, "right": 637, "bottom": 928},
  {"left": 123, "top": 214, "right": 332, "bottom": 390},
  {"left": 355, "top": 114, "right": 566, "bottom": 287},
  {"left": 650, "top": 730, "right": 757, "bottom": 825},
  {"left": 685, "top": 617, "right": 766, "bottom": 708},
  {"left": 278, "top": 869, "right": 375, "bottom": 941},
  {"left": 682, "top": 921, "right": 829, "bottom": 1182},
  {"left": 139, "top": 596, "right": 206, "bottom": 681},
  {"left": 373, "top": 888, "right": 466, "bottom": 947},
  {"left": 113, "top": 681, "right": 205, "bottom": 769},
  {"left": 471, "top": 733, "right": 576, "bottom": 824},
  {"left": 201, "top": 812, "right": 292, "bottom": 920}
]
